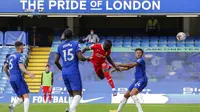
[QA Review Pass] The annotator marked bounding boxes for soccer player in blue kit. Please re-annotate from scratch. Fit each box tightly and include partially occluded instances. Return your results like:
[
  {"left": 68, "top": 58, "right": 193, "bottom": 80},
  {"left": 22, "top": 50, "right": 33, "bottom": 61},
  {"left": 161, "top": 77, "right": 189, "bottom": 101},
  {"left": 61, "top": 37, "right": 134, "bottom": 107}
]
[
  {"left": 55, "top": 28, "right": 90, "bottom": 112},
  {"left": 3, "top": 41, "right": 34, "bottom": 112},
  {"left": 111, "top": 48, "right": 148, "bottom": 112}
]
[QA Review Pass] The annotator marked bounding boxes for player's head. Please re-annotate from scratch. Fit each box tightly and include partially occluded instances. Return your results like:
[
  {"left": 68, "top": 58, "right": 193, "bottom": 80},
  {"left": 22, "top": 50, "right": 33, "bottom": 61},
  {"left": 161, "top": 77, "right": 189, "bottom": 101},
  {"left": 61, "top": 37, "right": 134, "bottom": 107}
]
[
  {"left": 61, "top": 28, "right": 73, "bottom": 41},
  {"left": 15, "top": 41, "right": 24, "bottom": 53},
  {"left": 90, "top": 29, "right": 94, "bottom": 34},
  {"left": 135, "top": 48, "right": 144, "bottom": 59},
  {"left": 103, "top": 40, "right": 112, "bottom": 51},
  {"left": 45, "top": 65, "right": 50, "bottom": 72}
]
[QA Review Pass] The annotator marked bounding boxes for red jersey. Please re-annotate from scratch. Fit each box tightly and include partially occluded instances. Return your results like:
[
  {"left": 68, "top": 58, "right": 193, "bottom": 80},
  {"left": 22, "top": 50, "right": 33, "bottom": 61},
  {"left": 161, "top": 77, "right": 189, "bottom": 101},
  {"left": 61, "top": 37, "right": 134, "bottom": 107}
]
[{"left": 89, "top": 44, "right": 111, "bottom": 64}]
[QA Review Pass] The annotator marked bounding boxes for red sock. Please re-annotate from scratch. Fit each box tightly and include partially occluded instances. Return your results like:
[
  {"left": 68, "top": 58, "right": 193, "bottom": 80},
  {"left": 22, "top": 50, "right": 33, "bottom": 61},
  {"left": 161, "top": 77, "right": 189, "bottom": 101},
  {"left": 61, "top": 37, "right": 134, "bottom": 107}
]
[
  {"left": 48, "top": 93, "right": 52, "bottom": 101},
  {"left": 104, "top": 71, "right": 115, "bottom": 88},
  {"left": 44, "top": 94, "right": 47, "bottom": 102}
]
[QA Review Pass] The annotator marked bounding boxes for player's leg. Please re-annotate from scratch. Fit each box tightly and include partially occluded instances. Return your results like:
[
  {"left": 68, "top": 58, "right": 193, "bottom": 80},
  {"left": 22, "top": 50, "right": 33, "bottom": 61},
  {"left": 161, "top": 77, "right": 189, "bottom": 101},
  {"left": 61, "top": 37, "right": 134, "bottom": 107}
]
[
  {"left": 42, "top": 86, "right": 47, "bottom": 103},
  {"left": 47, "top": 86, "right": 52, "bottom": 102},
  {"left": 67, "top": 74, "right": 82, "bottom": 112},
  {"left": 101, "top": 62, "right": 117, "bottom": 96},
  {"left": 115, "top": 81, "right": 137, "bottom": 112},
  {"left": 9, "top": 81, "right": 23, "bottom": 112},
  {"left": 116, "top": 91, "right": 130, "bottom": 112},
  {"left": 130, "top": 81, "right": 147, "bottom": 112},
  {"left": 19, "top": 80, "right": 30, "bottom": 112},
  {"left": 63, "top": 75, "right": 74, "bottom": 107},
  {"left": 69, "top": 90, "right": 82, "bottom": 112}
]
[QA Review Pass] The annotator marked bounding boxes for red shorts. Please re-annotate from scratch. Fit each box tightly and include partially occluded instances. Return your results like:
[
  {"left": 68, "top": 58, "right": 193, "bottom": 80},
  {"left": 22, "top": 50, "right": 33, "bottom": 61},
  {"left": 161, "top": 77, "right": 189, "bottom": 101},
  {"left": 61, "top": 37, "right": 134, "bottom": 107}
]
[
  {"left": 42, "top": 86, "right": 52, "bottom": 93},
  {"left": 91, "top": 61, "right": 111, "bottom": 80}
]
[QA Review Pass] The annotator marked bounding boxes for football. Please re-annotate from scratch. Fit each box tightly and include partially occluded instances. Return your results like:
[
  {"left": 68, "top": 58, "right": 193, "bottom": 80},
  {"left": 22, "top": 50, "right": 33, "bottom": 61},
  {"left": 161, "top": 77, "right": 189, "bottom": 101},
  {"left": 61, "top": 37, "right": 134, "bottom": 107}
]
[{"left": 176, "top": 32, "right": 187, "bottom": 41}]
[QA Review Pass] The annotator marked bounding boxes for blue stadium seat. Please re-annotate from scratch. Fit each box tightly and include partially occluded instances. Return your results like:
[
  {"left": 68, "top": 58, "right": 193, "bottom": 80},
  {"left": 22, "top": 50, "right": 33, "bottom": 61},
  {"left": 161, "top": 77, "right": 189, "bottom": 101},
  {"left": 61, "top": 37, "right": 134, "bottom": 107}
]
[
  {"left": 132, "top": 37, "right": 141, "bottom": 43},
  {"left": 124, "top": 36, "right": 132, "bottom": 41},
  {"left": 132, "top": 43, "right": 140, "bottom": 47},
  {"left": 123, "top": 41, "right": 132, "bottom": 47},
  {"left": 141, "top": 43, "right": 149, "bottom": 47},
  {"left": 168, "top": 43, "right": 176, "bottom": 47},
  {"left": 185, "top": 43, "right": 194, "bottom": 47},
  {"left": 115, "top": 39, "right": 123, "bottom": 44},
  {"left": 158, "top": 43, "right": 167, "bottom": 47},
  {"left": 114, "top": 43, "right": 123, "bottom": 47},
  {"left": 141, "top": 39, "right": 149, "bottom": 43},
  {"left": 141, "top": 37, "right": 150, "bottom": 40},
  {"left": 194, "top": 43, "right": 200, "bottom": 47},
  {"left": 4, "top": 91, "right": 13, "bottom": 94},
  {"left": 150, "top": 36, "right": 158, "bottom": 41},
  {"left": 0, "top": 80, "right": 7, "bottom": 84},
  {"left": 177, "top": 41, "right": 185, "bottom": 47},
  {"left": 150, "top": 43, "right": 158, "bottom": 47}
]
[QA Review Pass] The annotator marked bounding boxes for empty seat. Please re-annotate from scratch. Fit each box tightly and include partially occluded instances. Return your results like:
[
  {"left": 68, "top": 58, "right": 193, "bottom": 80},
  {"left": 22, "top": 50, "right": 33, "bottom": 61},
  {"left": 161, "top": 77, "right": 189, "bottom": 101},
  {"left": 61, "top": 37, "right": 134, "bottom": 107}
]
[
  {"left": 177, "top": 41, "right": 185, "bottom": 47},
  {"left": 141, "top": 43, "right": 149, "bottom": 47},
  {"left": 150, "top": 43, "right": 158, "bottom": 47},
  {"left": 114, "top": 43, "right": 123, "bottom": 47},
  {"left": 194, "top": 43, "right": 200, "bottom": 47},
  {"left": 123, "top": 42, "right": 132, "bottom": 47},
  {"left": 168, "top": 43, "right": 176, "bottom": 47},
  {"left": 158, "top": 43, "right": 167, "bottom": 47},
  {"left": 150, "top": 36, "right": 159, "bottom": 41}
]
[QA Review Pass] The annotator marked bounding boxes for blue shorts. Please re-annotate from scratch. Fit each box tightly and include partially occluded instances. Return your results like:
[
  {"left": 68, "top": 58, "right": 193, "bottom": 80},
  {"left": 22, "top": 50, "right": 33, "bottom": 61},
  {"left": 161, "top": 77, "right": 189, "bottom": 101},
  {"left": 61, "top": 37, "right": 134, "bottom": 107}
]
[
  {"left": 128, "top": 79, "right": 148, "bottom": 92},
  {"left": 62, "top": 73, "right": 82, "bottom": 91},
  {"left": 10, "top": 79, "right": 30, "bottom": 97}
]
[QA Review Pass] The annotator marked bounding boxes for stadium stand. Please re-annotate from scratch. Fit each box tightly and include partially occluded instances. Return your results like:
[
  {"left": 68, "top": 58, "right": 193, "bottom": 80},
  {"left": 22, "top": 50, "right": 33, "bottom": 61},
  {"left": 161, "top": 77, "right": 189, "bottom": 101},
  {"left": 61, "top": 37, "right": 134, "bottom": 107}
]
[
  {"left": 25, "top": 47, "right": 50, "bottom": 93},
  {"left": 52, "top": 36, "right": 199, "bottom": 48}
]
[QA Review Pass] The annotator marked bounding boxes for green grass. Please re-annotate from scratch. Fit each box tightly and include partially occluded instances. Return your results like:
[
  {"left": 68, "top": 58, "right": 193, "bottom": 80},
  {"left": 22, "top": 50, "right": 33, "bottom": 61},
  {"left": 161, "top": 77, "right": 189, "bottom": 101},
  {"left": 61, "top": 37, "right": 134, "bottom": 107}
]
[{"left": 0, "top": 104, "right": 200, "bottom": 112}]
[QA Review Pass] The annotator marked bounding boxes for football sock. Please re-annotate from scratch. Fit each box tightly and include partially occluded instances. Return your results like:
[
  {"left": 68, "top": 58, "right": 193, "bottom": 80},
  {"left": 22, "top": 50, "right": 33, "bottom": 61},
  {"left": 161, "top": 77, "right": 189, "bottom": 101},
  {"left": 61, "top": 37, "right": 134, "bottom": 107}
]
[
  {"left": 44, "top": 93, "right": 47, "bottom": 102},
  {"left": 69, "top": 97, "right": 74, "bottom": 106},
  {"left": 117, "top": 97, "right": 128, "bottom": 112},
  {"left": 70, "top": 95, "right": 81, "bottom": 112},
  {"left": 48, "top": 93, "right": 52, "bottom": 102},
  {"left": 132, "top": 95, "right": 143, "bottom": 112},
  {"left": 12, "top": 98, "right": 23, "bottom": 107},
  {"left": 24, "top": 98, "right": 30, "bottom": 112},
  {"left": 104, "top": 71, "right": 115, "bottom": 88}
]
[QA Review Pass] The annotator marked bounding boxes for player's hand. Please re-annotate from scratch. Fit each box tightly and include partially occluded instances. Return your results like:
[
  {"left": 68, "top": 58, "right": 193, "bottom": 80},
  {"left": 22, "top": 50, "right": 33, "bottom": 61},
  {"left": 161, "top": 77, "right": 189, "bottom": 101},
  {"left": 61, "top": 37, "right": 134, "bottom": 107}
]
[
  {"left": 115, "top": 67, "right": 121, "bottom": 72},
  {"left": 86, "top": 56, "right": 91, "bottom": 62},
  {"left": 28, "top": 72, "right": 35, "bottom": 79}
]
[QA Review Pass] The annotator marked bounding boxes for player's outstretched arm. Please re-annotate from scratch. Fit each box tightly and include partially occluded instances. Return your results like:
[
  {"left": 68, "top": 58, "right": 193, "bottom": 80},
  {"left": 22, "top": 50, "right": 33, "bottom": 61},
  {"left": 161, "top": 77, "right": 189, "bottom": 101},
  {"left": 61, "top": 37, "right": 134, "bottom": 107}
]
[
  {"left": 82, "top": 46, "right": 90, "bottom": 54},
  {"left": 107, "top": 56, "right": 120, "bottom": 71},
  {"left": 19, "top": 64, "right": 34, "bottom": 79},
  {"left": 77, "top": 51, "right": 90, "bottom": 61},
  {"left": 55, "top": 54, "right": 62, "bottom": 70},
  {"left": 3, "top": 63, "right": 10, "bottom": 77},
  {"left": 117, "top": 62, "right": 138, "bottom": 68}
]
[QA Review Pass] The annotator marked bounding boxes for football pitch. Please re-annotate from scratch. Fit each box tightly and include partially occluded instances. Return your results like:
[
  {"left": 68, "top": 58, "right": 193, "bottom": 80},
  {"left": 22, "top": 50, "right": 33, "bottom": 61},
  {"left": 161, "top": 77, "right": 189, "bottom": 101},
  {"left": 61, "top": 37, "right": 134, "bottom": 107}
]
[{"left": 0, "top": 104, "right": 199, "bottom": 112}]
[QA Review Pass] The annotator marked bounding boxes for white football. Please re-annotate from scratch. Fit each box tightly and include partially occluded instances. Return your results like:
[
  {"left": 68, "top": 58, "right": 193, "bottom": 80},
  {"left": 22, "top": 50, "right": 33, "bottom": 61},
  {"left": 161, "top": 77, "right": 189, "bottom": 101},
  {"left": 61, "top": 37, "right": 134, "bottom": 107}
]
[{"left": 176, "top": 32, "right": 186, "bottom": 41}]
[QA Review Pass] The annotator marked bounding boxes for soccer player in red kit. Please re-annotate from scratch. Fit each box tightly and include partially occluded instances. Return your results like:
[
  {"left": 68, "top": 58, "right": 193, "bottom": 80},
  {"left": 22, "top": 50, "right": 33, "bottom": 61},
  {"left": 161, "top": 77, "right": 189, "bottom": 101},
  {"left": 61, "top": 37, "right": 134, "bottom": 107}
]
[{"left": 82, "top": 40, "right": 120, "bottom": 96}]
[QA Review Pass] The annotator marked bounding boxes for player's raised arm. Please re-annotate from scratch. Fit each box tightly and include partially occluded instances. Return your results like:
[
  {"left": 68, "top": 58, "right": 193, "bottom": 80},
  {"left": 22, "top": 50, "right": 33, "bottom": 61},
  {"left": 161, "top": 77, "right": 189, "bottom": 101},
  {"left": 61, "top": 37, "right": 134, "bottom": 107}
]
[
  {"left": 77, "top": 44, "right": 90, "bottom": 61},
  {"left": 3, "top": 63, "right": 9, "bottom": 77},
  {"left": 82, "top": 46, "right": 91, "bottom": 54},
  {"left": 77, "top": 51, "right": 90, "bottom": 61},
  {"left": 107, "top": 56, "right": 120, "bottom": 71},
  {"left": 117, "top": 62, "right": 138, "bottom": 69}
]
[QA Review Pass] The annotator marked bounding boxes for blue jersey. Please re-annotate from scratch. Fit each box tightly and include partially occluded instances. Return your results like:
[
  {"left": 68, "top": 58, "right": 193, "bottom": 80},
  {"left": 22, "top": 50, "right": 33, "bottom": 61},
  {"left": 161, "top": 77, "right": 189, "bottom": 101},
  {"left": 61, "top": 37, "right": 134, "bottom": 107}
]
[
  {"left": 57, "top": 40, "right": 81, "bottom": 74},
  {"left": 7, "top": 52, "right": 23, "bottom": 81},
  {"left": 134, "top": 58, "right": 148, "bottom": 80}
]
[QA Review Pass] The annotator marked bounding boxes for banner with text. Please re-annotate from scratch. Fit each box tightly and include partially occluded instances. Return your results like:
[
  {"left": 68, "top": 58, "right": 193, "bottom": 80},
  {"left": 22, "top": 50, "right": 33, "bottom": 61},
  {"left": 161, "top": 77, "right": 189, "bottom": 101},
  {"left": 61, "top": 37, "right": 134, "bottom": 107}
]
[{"left": 0, "top": 0, "right": 200, "bottom": 13}]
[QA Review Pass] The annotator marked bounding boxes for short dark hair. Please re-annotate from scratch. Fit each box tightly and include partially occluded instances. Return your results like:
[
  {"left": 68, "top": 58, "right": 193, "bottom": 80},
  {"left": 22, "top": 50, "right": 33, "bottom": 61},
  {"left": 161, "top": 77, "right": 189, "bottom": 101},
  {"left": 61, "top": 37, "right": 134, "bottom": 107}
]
[
  {"left": 104, "top": 40, "right": 112, "bottom": 46},
  {"left": 15, "top": 41, "right": 23, "bottom": 48},
  {"left": 135, "top": 48, "right": 144, "bottom": 54}
]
